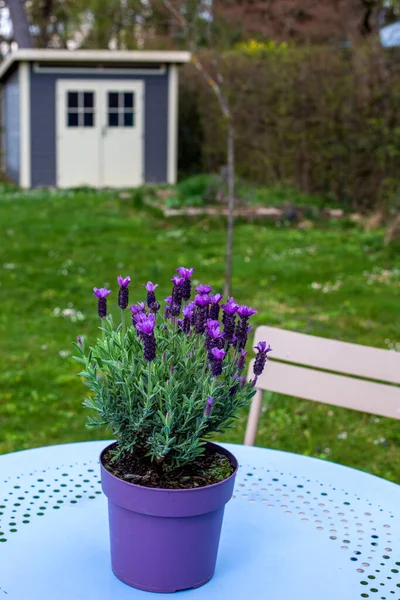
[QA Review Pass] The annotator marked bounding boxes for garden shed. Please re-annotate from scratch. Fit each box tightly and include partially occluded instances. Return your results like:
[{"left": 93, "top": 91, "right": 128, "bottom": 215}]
[{"left": 0, "top": 49, "right": 190, "bottom": 189}]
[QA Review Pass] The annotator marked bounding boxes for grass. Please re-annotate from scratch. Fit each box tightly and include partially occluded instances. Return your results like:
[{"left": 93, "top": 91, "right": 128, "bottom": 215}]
[{"left": 0, "top": 185, "right": 399, "bottom": 483}]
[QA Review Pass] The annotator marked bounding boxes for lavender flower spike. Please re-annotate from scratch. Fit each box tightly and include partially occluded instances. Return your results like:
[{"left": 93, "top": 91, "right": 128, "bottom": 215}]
[
  {"left": 93, "top": 287, "right": 111, "bottom": 318},
  {"left": 222, "top": 297, "right": 239, "bottom": 343},
  {"left": 182, "top": 302, "right": 195, "bottom": 334},
  {"left": 171, "top": 275, "right": 184, "bottom": 309},
  {"left": 144, "top": 281, "right": 159, "bottom": 311},
  {"left": 209, "top": 293, "right": 223, "bottom": 320},
  {"left": 236, "top": 349, "right": 248, "bottom": 372},
  {"left": 194, "top": 294, "right": 209, "bottom": 334},
  {"left": 136, "top": 315, "right": 157, "bottom": 361},
  {"left": 210, "top": 346, "right": 226, "bottom": 377},
  {"left": 204, "top": 396, "right": 214, "bottom": 417},
  {"left": 236, "top": 304, "right": 257, "bottom": 349},
  {"left": 253, "top": 342, "right": 272, "bottom": 376},
  {"left": 177, "top": 267, "right": 194, "bottom": 301},
  {"left": 117, "top": 276, "right": 131, "bottom": 310}
]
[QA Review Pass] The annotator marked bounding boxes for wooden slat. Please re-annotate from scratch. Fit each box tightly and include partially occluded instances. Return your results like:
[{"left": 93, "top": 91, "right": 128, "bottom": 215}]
[
  {"left": 253, "top": 326, "right": 400, "bottom": 385},
  {"left": 248, "top": 359, "right": 400, "bottom": 420}
]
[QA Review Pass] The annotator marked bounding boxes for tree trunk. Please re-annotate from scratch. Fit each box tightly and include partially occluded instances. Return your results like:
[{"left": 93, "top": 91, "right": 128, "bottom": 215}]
[
  {"left": 224, "top": 121, "right": 235, "bottom": 298},
  {"left": 7, "top": 0, "right": 33, "bottom": 48}
]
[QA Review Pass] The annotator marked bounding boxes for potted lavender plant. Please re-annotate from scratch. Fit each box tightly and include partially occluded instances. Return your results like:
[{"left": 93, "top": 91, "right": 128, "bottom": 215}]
[{"left": 74, "top": 268, "right": 270, "bottom": 593}]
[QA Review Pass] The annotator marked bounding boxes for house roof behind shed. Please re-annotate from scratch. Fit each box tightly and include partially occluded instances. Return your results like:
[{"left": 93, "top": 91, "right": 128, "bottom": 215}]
[{"left": 0, "top": 49, "right": 191, "bottom": 81}]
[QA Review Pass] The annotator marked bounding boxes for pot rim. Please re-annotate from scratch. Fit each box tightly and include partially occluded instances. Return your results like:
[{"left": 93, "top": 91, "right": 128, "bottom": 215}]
[{"left": 100, "top": 440, "right": 238, "bottom": 494}]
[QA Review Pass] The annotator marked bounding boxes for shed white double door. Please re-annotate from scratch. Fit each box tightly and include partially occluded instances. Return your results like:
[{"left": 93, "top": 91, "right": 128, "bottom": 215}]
[{"left": 56, "top": 80, "right": 144, "bottom": 188}]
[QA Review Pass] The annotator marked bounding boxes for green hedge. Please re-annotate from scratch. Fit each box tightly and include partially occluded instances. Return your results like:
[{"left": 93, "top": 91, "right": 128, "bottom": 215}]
[{"left": 179, "top": 46, "right": 400, "bottom": 210}]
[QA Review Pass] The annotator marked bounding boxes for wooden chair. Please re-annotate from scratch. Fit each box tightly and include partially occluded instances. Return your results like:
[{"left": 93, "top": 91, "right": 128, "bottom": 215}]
[{"left": 244, "top": 326, "right": 400, "bottom": 446}]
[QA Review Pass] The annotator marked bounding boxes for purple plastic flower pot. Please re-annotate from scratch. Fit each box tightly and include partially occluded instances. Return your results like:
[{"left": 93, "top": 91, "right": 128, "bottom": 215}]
[{"left": 100, "top": 442, "right": 238, "bottom": 593}]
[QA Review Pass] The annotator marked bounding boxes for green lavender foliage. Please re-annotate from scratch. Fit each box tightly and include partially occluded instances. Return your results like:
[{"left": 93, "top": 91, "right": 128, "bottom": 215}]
[{"left": 73, "top": 315, "right": 256, "bottom": 469}]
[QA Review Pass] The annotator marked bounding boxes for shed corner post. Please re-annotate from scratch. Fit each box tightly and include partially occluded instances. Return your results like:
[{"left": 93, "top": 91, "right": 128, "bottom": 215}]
[
  {"left": 167, "top": 64, "right": 178, "bottom": 185},
  {"left": 19, "top": 61, "right": 31, "bottom": 189}
]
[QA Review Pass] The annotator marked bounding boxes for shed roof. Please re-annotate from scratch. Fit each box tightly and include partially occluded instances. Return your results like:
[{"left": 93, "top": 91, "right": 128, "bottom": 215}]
[{"left": 0, "top": 49, "right": 191, "bottom": 81}]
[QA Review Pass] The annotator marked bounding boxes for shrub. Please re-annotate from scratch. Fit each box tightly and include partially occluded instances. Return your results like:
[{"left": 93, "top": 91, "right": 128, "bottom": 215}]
[
  {"left": 74, "top": 271, "right": 270, "bottom": 469},
  {"left": 179, "top": 45, "right": 400, "bottom": 211}
]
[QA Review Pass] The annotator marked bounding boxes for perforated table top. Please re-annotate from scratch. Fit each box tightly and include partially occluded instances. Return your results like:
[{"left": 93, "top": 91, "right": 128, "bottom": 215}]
[{"left": 0, "top": 441, "right": 399, "bottom": 600}]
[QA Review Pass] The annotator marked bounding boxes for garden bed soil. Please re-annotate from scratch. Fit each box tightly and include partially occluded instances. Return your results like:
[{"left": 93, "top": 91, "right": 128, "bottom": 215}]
[{"left": 102, "top": 443, "right": 234, "bottom": 489}]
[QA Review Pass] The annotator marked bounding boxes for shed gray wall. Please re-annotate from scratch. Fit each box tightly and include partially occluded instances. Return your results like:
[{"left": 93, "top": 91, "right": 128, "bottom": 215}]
[
  {"left": 30, "top": 67, "right": 169, "bottom": 187},
  {"left": 3, "top": 69, "right": 20, "bottom": 184}
]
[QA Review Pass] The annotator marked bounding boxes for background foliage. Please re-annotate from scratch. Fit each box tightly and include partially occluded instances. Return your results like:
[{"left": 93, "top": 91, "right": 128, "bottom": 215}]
[{"left": 179, "top": 44, "right": 400, "bottom": 211}]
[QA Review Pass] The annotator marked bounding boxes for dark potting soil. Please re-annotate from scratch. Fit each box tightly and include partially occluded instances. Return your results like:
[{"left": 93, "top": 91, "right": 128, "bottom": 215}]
[{"left": 102, "top": 444, "right": 235, "bottom": 489}]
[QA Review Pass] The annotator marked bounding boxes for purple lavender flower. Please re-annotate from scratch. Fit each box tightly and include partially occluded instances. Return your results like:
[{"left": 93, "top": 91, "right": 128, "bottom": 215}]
[
  {"left": 93, "top": 287, "right": 112, "bottom": 298},
  {"left": 93, "top": 287, "right": 111, "bottom": 318},
  {"left": 236, "top": 349, "right": 248, "bottom": 373},
  {"left": 136, "top": 314, "right": 155, "bottom": 335},
  {"left": 195, "top": 294, "right": 209, "bottom": 307},
  {"left": 196, "top": 284, "right": 212, "bottom": 295},
  {"left": 204, "top": 396, "right": 214, "bottom": 417},
  {"left": 177, "top": 319, "right": 184, "bottom": 333},
  {"left": 171, "top": 275, "right": 184, "bottom": 308},
  {"left": 183, "top": 302, "right": 195, "bottom": 319},
  {"left": 194, "top": 294, "right": 209, "bottom": 334},
  {"left": 77, "top": 335, "right": 83, "bottom": 348},
  {"left": 210, "top": 347, "right": 226, "bottom": 377},
  {"left": 177, "top": 267, "right": 194, "bottom": 279},
  {"left": 164, "top": 295, "right": 172, "bottom": 318},
  {"left": 221, "top": 297, "right": 239, "bottom": 315},
  {"left": 209, "top": 293, "right": 223, "bottom": 320},
  {"left": 129, "top": 302, "right": 146, "bottom": 328},
  {"left": 117, "top": 276, "right": 130, "bottom": 310},
  {"left": 206, "top": 319, "right": 224, "bottom": 358},
  {"left": 206, "top": 319, "right": 223, "bottom": 339},
  {"left": 145, "top": 281, "right": 158, "bottom": 293},
  {"left": 221, "top": 297, "right": 239, "bottom": 344},
  {"left": 177, "top": 267, "right": 194, "bottom": 301},
  {"left": 130, "top": 302, "right": 145, "bottom": 317},
  {"left": 117, "top": 276, "right": 131, "bottom": 288},
  {"left": 182, "top": 302, "right": 195, "bottom": 334},
  {"left": 255, "top": 341, "right": 271, "bottom": 353},
  {"left": 136, "top": 315, "right": 156, "bottom": 361},
  {"left": 253, "top": 342, "right": 272, "bottom": 376},
  {"left": 237, "top": 305, "right": 257, "bottom": 319},
  {"left": 235, "top": 305, "right": 257, "bottom": 349},
  {"left": 144, "top": 281, "right": 159, "bottom": 311}
]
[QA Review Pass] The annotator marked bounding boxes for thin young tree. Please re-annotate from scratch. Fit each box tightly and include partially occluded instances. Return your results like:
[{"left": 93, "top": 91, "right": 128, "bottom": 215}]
[{"left": 162, "top": 0, "right": 236, "bottom": 297}]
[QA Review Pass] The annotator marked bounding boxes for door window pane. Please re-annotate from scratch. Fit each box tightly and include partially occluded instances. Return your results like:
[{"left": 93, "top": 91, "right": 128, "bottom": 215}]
[
  {"left": 108, "top": 112, "right": 119, "bottom": 127},
  {"left": 124, "top": 92, "right": 134, "bottom": 108},
  {"left": 108, "top": 92, "right": 119, "bottom": 109},
  {"left": 84, "top": 92, "right": 94, "bottom": 109},
  {"left": 68, "top": 112, "right": 79, "bottom": 127},
  {"left": 66, "top": 90, "right": 95, "bottom": 128},
  {"left": 68, "top": 92, "right": 78, "bottom": 108},
  {"left": 124, "top": 112, "right": 134, "bottom": 127},
  {"left": 107, "top": 91, "right": 136, "bottom": 128},
  {"left": 84, "top": 112, "right": 94, "bottom": 127}
]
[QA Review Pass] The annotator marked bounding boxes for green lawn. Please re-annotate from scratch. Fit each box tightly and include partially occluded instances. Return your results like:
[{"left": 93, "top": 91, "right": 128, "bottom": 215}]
[{"left": 0, "top": 186, "right": 399, "bottom": 482}]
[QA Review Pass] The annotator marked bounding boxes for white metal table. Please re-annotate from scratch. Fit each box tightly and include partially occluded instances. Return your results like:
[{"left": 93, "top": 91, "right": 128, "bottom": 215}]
[{"left": 0, "top": 441, "right": 399, "bottom": 599}]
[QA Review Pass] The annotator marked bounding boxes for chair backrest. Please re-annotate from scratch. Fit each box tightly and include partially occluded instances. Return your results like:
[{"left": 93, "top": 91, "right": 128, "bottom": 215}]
[{"left": 244, "top": 326, "right": 400, "bottom": 445}]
